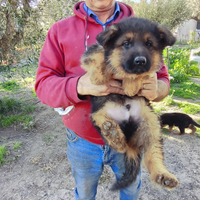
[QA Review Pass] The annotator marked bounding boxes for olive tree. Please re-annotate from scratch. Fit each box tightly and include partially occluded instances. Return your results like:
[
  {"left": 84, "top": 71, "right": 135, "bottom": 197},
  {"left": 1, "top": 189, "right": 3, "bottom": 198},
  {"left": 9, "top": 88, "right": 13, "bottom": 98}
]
[
  {"left": 125, "top": 0, "right": 191, "bottom": 29},
  {"left": 0, "top": 0, "right": 79, "bottom": 63},
  {"left": 189, "top": 0, "right": 200, "bottom": 22}
]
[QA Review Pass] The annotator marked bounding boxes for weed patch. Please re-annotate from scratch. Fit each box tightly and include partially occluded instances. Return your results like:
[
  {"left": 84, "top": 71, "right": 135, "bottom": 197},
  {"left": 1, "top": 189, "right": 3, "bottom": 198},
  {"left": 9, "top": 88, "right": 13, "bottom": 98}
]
[
  {"left": 0, "top": 145, "right": 6, "bottom": 164},
  {"left": 0, "top": 97, "right": 36, "bottom": 128},
  {"left": 32, "top": 88, "right": 37, "bottom": 97},
  {"left": 43, "top": 135, "right": 54, "bottom": 143},
  {"left": 0, "top": 115, "right": 34, "bottom": 128},
  {"left": 13, "top": 142, "right": 22, "bottom": 150},
  {"left": 0, "top": 80, "right": 20, "bottom": 91}
]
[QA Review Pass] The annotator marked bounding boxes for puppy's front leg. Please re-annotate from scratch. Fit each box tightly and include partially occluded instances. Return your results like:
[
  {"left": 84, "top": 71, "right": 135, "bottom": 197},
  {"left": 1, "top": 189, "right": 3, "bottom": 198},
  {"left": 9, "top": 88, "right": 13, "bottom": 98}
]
[
  {"left": 123, "top": 78, "right": 144, "bottom": 97},
  {"left": 141, "top": 108, "right": 178, "bottom": 189}
]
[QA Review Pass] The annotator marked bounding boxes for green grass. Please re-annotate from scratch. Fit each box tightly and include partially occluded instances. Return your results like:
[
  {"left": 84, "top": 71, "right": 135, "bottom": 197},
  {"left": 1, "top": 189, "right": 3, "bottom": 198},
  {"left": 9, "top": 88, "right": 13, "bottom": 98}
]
[
  {"left": 0, "top": 145, "right": 6, "bottom": 164},
  {"left": 162, "top": 128, "right": 170, "bottom": 134},
  {"left": 170, "top": 81, "right": 200, "bottom": 100},
  {"left": 0, "top": 97, "right": 23, "bottom": 114},
  {"left": 0, "top": 115, "right": 34, "bottom": 128},
  {"left": 176, "top": 102, "right": 200, "bottom": 115},
  {"left": 161, "top": 92, "right": 176, "bottom": 106},
  {"left": 0, "top": 97, "right": 36, "bottom": 128},
  {"left": 43, "top": 135, "right": 54, "bottom": 143},
  {"left": 13, "top": 142, "right": 22, "bottom": 149},
  {"left": 32, "top": 88, "right": 37, "bottom": 97},
  {"left": 0, "top": 97, "right": 36, "bottom": 114},
  {"left": 0, "top": 80, "right": 20, "bottom": 91}
]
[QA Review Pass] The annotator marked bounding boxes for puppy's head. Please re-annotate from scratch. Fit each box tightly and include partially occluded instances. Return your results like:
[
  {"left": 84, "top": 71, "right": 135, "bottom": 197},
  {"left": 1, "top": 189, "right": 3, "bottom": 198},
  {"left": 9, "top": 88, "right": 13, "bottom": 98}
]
[{"left": 96, "top": 17, "right": 176, "bottom": 75}]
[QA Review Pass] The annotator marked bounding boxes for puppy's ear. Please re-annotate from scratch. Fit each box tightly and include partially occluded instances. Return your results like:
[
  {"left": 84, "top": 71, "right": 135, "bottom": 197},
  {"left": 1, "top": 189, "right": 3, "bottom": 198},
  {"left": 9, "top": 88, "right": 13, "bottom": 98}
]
[
  {"left": 96, "top": 25, "right": 118, "bottom": 47},
  {"left": 157, "top": 25, "right": 176, "bottom": 48}
]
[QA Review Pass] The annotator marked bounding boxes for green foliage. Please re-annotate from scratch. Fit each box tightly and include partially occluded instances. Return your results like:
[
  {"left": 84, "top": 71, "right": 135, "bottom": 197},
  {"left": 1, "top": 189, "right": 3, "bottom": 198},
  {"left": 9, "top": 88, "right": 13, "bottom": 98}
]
[
  {"left": 0, "top": 115, "right": 34, "bottom": 128},
  {"left": 0, "top": 145, "right": 6, "bottom": 164},
  {"left": 128, "top": 0, "right": 190, "bottom": 29},
  {"left": 0, "top": 97, "right": 23, "bottom": 115},
  {"left": 0, "top": 0, "right": 79, "bottom": 68},
  {"left": 153, "top": 107, "right": 164, "bottom": 114},
  {"left": 22, "top": 104, "right": 36, "bottom": 113},
  {"left": 43, "top": 135, "right": 54, "bottom": 143},
  {"left": 162, "top": 128, "right": 170, "bottom": 134},
  {"left": 169, "top": 69, "right": 189, "bottom": 83},
  {"left": 170, "top": 81, "right": 200, "bottom": 100},
  {"left": 32, "top": 88, "right": 37, "bottom": 97},
  {"left": 0, "top": 80, "right": 20, "bottom": 91},
  {"left": 187, "top": 31, "right": 196, "bottom": 47},
  {"left": 187, "top": 62, "right": 200, "bottom": 76},
  {"left": 176, "top": 102, "right": 200, "bottom": 114},
  {"left": 161, "top": 91, "right": 176, "bottom": 106},
  {"left": 164, "top": 47, "right": 200, "bottom": 83},
  {"left": 13, "top": 142, "right": 22, "bottom": 150},
  {"left": 0, "top": 97, "right": 35, "bottom": 128}
]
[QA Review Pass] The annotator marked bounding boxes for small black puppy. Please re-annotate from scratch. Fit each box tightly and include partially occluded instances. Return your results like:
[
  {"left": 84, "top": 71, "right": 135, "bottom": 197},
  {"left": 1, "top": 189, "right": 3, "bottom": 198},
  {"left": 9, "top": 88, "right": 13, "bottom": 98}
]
[{"left": 160, "top": 112, "right": 200, "bottom": 135}]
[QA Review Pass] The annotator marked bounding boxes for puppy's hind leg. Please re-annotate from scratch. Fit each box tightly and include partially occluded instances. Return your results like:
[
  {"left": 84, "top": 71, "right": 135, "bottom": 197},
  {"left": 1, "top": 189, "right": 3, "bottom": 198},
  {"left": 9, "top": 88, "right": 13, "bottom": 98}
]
[
  {"left": 91, "top": 109, "right": 128, "bottom": 153},
  {"left": 188, "top": 124, "right": 196, "bottom": 134},
  {"left": 81, "top": 45, "right": 112, "bottom": 85}
]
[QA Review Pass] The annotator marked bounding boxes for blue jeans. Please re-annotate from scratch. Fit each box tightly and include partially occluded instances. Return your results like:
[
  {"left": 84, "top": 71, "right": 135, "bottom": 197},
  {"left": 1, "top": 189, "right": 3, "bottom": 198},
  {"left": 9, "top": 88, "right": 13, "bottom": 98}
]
[{"left": 66, "top": 128, "right": 141, "bottom": 200}]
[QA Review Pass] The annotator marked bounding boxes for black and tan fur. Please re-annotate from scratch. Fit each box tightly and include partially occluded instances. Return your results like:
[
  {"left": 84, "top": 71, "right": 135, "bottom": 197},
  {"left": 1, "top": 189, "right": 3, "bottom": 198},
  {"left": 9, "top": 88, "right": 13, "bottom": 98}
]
[
  {"left": 81, "top": 17, "right": 178, "bottom": 190},
  {"left": 160, "top": 112, "right": 200, "bottom": 135}
]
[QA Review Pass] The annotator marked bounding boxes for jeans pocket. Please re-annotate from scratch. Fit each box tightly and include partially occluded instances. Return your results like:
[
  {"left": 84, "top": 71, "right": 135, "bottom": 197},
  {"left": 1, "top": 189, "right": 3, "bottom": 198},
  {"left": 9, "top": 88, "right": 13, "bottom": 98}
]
[{"left": 66, "top": 128, "right": 79, "bottom": 142}]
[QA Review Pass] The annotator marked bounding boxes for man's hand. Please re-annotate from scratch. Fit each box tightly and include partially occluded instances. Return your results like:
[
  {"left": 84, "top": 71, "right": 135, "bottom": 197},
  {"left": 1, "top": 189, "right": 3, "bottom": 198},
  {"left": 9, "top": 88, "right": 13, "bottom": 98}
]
[
  {"left": 137, "top": 73, "right": 158, "bottom": 101},
  {"left": 138, "top": 73, "right": 169, "bottom": 102},
  {"left": 77, "top": 71, "right": 125, "bottom": 96}
]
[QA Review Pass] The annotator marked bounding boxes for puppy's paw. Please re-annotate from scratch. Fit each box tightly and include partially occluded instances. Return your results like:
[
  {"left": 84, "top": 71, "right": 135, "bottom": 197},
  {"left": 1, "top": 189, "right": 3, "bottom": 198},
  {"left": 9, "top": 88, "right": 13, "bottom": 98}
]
[
  {"left": 173, "top": 132, "right": 182, "bottom": 135},
  {"left": 151, "top": 171, "right": 178, "bottom": 189},
  {"left": 101, "top": 121, "right": 127, "bottom": 153},
  {"left": 124, "top": 88, "right": 138, "bottom": 97},
  {"left": 90, "top": 73, "right": 109, "bottom": 85}
]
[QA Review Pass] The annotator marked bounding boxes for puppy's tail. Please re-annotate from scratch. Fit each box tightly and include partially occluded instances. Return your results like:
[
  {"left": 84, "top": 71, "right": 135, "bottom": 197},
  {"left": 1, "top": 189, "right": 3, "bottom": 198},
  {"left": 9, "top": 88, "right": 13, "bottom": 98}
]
[
  {"left": 192, "top": 120, "right": 200, "bottom": 128},
  {"left": 110, "top": 150, "right": 141, "bottom": 191}
]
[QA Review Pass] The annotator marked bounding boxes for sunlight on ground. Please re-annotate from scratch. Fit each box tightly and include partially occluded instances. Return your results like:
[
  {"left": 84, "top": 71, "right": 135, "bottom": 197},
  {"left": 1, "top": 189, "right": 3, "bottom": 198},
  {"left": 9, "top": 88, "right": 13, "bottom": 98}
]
[{"left": 162, "top": 134, "right": 185, "bottom": 143}]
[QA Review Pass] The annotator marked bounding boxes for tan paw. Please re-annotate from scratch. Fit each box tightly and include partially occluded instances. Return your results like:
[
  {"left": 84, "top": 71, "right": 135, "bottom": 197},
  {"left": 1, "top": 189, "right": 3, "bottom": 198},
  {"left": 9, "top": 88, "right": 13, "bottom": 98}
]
[
  {"left": 173, "top": 132, "right": 182, "bottom": 135},
  {"left": 90, "top": 74, "right": 107, "bottom": 85},
  {"left": 152, "top": 172, "right": 178, "bottom": 189},
  {"left": 101, "top": 121, "right": 127, "bottom": 153},
  {"left": 124, "top": 88, "right": 138, "bottom": 97}
]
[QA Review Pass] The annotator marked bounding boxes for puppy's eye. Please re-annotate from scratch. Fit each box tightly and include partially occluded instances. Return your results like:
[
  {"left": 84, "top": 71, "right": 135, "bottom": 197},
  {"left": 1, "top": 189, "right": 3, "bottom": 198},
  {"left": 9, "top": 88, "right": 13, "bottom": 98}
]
[
  {"left": 123, "top": 41, "right": 131, "bottom": 48},
  {"left": 146, "top": 40, "right": 152, "bottom": 47}
]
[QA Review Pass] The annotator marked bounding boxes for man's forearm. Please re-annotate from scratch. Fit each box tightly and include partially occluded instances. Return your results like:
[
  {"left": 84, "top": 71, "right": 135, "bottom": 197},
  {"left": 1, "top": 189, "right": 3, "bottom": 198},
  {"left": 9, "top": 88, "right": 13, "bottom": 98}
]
[{"left": 153, "top": 80, "right": 169, "bottom": 102}]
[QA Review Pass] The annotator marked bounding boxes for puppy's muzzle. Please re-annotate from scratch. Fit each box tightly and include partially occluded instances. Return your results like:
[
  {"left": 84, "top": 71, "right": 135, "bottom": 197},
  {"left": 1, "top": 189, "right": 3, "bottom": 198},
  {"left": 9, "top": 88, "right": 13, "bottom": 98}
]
[{"left": 134, "top": 56, "right": 147, "bottom": 66}]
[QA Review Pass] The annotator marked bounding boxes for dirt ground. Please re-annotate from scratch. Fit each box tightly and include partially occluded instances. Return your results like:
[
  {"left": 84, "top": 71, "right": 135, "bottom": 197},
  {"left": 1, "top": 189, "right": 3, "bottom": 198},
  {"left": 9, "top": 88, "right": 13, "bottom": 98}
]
[{"left": 0, "top": 80, "right": 200, "bottom": 200}]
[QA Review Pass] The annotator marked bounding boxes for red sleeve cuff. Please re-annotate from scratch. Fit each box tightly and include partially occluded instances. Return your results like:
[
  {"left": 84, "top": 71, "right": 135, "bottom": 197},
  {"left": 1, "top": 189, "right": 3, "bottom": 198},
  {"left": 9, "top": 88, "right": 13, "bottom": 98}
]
[{"left": 65, "top": 76, "right": 86, "bottom": 104}]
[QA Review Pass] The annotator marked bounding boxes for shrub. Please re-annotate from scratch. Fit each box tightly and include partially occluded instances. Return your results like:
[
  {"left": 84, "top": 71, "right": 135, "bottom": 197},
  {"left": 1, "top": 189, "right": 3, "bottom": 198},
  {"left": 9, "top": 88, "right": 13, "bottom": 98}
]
[{"left": 169, "top": 69, "right": 189, "bottom": 83}]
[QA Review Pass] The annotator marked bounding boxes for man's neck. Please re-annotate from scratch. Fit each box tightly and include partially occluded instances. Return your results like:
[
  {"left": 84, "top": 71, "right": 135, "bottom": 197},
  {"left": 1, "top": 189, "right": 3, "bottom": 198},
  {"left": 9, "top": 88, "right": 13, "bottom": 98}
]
[{"left": 93, "top": 6, "right": 115, "bottom": 24}]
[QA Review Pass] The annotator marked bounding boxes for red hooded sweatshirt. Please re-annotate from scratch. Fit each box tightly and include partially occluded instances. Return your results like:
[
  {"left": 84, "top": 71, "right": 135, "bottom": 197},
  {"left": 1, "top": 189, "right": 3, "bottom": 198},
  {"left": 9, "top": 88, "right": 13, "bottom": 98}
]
[{"left": 35, "top": 1, "right": 169, "bottom": 145}]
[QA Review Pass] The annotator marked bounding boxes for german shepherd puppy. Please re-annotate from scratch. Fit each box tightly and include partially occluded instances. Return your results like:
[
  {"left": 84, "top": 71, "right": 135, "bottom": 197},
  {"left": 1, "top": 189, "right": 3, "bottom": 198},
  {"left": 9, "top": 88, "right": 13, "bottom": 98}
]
[
  {"left": 81, "top": 17, "right": 178, "bottom": 190},
  {"left": 160, "top": 112, "right": 200, "bottom": 135}
]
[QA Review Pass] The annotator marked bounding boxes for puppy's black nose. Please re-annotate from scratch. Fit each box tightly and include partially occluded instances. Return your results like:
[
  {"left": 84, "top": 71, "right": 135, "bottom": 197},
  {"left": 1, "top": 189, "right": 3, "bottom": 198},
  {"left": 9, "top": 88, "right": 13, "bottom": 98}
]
[{"left": 134, "top": 56, "right": 146, "bottom": 66}]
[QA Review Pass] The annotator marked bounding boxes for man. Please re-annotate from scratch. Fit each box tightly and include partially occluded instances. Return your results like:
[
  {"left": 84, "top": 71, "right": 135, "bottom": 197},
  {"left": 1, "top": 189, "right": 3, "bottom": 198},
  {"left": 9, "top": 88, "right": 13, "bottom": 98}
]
[{"left": 35, "top": 1, "right": 170, "bottom": 199}]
